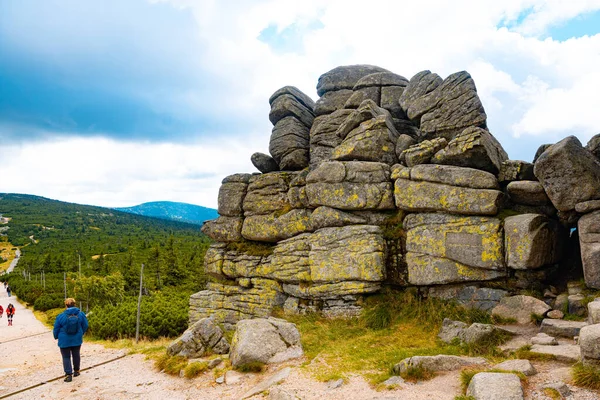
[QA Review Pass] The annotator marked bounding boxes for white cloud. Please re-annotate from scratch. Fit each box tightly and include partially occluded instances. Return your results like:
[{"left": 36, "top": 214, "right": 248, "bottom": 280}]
[
  {"left": 4, "top": 0, "right": 600, "bottom": 206},
  {"left": 0, "top": 135, "right": 259, "bottom": 208}
]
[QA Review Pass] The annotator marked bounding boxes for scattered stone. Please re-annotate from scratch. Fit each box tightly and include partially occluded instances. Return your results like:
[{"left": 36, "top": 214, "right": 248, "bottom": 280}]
[
  {"left": 241, "top": 367, "right": 292, "bottom": 399},
  {"left": 530, "top": 344, "right": 581, "bottom": 363},
  {"left": 225, "top": 370, "right": 245, "bottom": 385},
  {"left": 588, "top": 300, "right": 600, "bottom": 324},
  {"left": 534, "top": 136, "right": 600, "bottom": 212},
  {"left": 567, "top": 281, "right": 585, "bottom": 295},
  {"left": 393, "top": 355, "right": 487, "bottom": 374},
  {"left": 207, "top": 358, "right": 223, "bottom": 369},
  {"left": 493, "top": 359, "right": 536, "bottom": 376},
  {"left": 326, "top": 378, "right": 344, "bottom": 390},
  {"left": 381, "top": 376, "right": 405, "bottom": 387},
  {"left": 466, "top": 372, "right": 524, "bottom": 400},
  {"left": 568, "top": 294, "right": 587, "bottom": 316},
  {"left": 579, "top": 324, "right": 600, "bottom": 366},
  {"left": 541, "top": 382, "right": 571, "bottom": 398},
  {"left": 166, "top": 317, "right": 230, "bottom": 358},
  {"left": 491, "top": 295, "right": 551, "bottom": 324},
  {"left": 229, "top": 318, "right": 303, "bottom": 368},
  {"left": 431, "top": 126, "right": 508, "bottom": 174},
  {"left": 251, "top": 152, "right": 280, "bottom": 173},
  {"left": 215, "top": 375, "right": 224, "bottom": 384},
  {"left": 531, "top": 333, "right": 558, "bottom": 346},
  {"left": 268, "top": 387, "right": 298, "bottom": 400},
  {"left": 540, "top": 319, "right": 588, "bottom": 338},
  {"left": 547, "top": 310, "right": 564, "bottom": 319},
  {"left": 438, "top": 318, "right": 468, "bottom": 343},
  {"left": 554, "top": 293, "right": 569, "bottom": 313}
]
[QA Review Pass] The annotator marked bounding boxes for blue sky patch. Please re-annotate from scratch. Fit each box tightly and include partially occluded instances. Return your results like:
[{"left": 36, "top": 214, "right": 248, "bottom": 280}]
[
  {"left": 545, "top": 10, "right": 600, "bottom": 40},
  {"left": 258, "top": 20, "right": 324, "bottom": 54}
]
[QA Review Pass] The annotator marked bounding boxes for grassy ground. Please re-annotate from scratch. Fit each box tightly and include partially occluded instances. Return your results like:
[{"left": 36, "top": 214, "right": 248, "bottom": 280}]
[{"left": 279, "top": 289, "right": 503, "bottom": 384}]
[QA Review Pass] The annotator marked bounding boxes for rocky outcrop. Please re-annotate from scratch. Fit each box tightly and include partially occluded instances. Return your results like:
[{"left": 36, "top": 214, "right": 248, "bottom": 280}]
[
  {"left": 193, "top": 63, "right": 600, "bottom": 330},
  {"left": 579, "top": 323, "right": 600, "bottom": 367}
]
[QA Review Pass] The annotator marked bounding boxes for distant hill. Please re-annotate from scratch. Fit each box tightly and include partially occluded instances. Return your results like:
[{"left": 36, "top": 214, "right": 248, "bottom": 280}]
[{"left": 114, "top": 201, "right": 218, "bottom": 225}]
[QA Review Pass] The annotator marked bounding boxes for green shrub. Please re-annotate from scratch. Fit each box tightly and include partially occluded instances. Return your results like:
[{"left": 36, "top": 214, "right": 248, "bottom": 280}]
[
  {"left": 34, "top": 293, "right": 65, "bottom": 311},
  {"left": 88, "top": 290, "right": 189, "bottom": 339},
  {"left": 363, "top": 303, "right": 392, "bottom": 330}
]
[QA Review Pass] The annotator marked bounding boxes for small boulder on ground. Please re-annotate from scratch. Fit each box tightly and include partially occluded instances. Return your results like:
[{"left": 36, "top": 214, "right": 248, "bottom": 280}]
[
  {"left": 167, "top": 317, "right": 230, "bottom": 358},
  {"left": 531, "top": 332, "right": 558, "bottom": 346},
  {"left": 579, "top": 323, "right": 600, "bottom": 367},
  {"left": 491, "top": 295, "right": 551, "bottom": 324},
  {"left": 229, "top": 317, "right": 303, "bottom": 368},
  {"left": 393, "top": 355, "right": 486, "bottom": 374},
  {"left": 493, "top": 359, "right": 536, "bottom": 376},
  {"left": 588, "top": 299, "right": 600, "bottom": 324},
  {"left": 540, "top": 318, "right": 588, "bottom": 338},
  {"left": 466, "top": 372, "right": 524, "bottom": 400}
]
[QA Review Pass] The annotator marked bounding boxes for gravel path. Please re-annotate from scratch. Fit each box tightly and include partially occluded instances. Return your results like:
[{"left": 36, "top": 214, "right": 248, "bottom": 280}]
[{"left": 1, "top": 283, "right": 599, "bottom": 400}]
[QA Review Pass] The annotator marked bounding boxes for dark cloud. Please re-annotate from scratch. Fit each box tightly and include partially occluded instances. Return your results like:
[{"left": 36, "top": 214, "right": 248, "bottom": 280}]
[{"left": 0, "top": 0, "right": 243, "bottom": 142}]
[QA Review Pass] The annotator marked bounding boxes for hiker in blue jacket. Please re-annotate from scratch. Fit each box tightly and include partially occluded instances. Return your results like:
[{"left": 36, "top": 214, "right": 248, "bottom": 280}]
[{"left": 53, "top": 298, "right": 88, "bottom": 382}]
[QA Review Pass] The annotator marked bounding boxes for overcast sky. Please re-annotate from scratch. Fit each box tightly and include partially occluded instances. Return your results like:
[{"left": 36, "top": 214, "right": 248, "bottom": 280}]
[{"left": 1, "top": 0, "right": 600, "bottom": 209}]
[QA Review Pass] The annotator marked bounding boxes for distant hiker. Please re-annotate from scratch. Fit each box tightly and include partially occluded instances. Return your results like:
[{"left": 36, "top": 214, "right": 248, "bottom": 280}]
[
  {"left": 6, "top": 285, "right": 11, "bottom": 297},
  {"left": 6, "top": 303, "right": 15, "bottom": 326},
  {"left": 53, "top": 298, "right": 88, "bottom": 382},
  {"left": 0, "top": 304, "right": 3, "bottom": 318}
]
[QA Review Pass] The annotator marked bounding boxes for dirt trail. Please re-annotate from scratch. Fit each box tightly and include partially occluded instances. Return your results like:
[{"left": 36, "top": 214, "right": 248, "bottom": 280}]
[{"left": 0, "top": 284, "right": 598, "bottom": 400}]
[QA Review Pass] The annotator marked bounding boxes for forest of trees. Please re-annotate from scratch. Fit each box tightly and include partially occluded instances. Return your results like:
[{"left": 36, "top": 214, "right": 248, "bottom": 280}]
[{"left": 0, "top": 193, "right": 212, "bottom": 338}]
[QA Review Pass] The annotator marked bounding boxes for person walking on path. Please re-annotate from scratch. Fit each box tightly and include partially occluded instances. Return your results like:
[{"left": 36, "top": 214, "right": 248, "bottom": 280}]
[
  {"left": 6, "top": 303, "right": 15, "bottom": 325},
  {"left": 0, "top": 304, "right": 3, "bottom": 319},
  {"left": 53, "top": 298, "right": 88, "bottom": 382},
  {"left": 6, "top": 284, "right": 11, "bottom": 297}
]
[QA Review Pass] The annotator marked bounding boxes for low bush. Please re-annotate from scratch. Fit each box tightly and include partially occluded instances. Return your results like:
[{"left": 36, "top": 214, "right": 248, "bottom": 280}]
[
  {"left": 34, "top": 293, "right": 65, "bottom": 311},
  {"left": 87, "top": 290, "right": 189, "bottom": 339},
  {"left": 572, "top": 362, "right": 600, "bottom": 390}
]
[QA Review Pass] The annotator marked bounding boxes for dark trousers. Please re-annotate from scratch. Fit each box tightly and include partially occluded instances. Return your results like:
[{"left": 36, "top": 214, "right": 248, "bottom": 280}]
[{"left": 60, "top": 346, "right": 81, "bottom": 375}]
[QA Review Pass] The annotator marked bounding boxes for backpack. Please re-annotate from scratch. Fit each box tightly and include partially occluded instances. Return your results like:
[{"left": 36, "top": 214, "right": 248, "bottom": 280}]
[{"left": 66, "top": 312, "right": 80, "bottom": 335}]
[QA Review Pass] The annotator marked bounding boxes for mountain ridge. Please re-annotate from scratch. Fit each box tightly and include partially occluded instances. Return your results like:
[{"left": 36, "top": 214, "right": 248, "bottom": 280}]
[{"left": 114, "top": 200, "right": 217, "bottom": 225}]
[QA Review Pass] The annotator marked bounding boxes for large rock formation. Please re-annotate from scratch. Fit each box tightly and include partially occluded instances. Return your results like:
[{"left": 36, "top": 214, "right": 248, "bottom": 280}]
[{"left": 194, "top": 64, "right": 598, "bottom": 327}]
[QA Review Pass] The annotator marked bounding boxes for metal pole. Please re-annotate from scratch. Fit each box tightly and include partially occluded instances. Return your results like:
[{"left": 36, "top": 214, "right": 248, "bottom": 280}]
[
  {"left": 135, "top": 263, "right": 144, "bottom": 344},
  {"left": 78, "top": 253, "right": 81, "bottom": 278},
  {"left": 64, "top": 272, "right": 67, "bottom": 299}
]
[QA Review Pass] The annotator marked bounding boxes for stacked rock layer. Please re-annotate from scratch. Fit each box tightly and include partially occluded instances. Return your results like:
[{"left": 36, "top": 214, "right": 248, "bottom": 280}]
[{"left": 196, "top": 65, "right": 600, "bottom": 328}]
